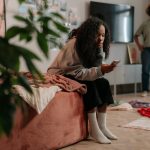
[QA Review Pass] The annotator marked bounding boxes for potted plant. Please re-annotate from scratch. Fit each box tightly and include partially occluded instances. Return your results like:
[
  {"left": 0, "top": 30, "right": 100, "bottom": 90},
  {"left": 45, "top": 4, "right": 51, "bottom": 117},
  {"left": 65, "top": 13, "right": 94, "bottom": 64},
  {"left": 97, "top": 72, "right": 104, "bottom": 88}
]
[{"left": 0, "top": 0, "right": 68, "bottom": 136}]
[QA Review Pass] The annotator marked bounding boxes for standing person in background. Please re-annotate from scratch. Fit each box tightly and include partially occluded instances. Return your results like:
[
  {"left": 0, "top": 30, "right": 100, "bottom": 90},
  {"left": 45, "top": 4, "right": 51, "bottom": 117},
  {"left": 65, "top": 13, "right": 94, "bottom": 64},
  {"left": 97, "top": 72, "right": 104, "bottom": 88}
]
[
  {"left": 48, "top": 17, "right": 118, "bottom": 144},
  {"left": 134, "top": 4, "right": 150, "bottom": 97}
]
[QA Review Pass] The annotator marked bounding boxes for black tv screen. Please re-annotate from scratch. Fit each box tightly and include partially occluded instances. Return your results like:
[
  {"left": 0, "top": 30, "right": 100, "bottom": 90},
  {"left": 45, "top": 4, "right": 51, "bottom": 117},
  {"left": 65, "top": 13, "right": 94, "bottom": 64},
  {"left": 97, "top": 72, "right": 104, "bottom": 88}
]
[{"left": 90, "top": 1, "right": 134, "bottom": 43}]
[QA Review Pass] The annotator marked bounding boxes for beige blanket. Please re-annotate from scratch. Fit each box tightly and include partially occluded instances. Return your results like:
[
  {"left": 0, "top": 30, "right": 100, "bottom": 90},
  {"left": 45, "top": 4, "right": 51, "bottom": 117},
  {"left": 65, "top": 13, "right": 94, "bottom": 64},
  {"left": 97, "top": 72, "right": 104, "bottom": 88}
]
[
  {"left": 15, "top": 73, "right": 87, "bottom": 113},
  {"left": 15, "top": 85, "right": 62, "bottom": 113}
]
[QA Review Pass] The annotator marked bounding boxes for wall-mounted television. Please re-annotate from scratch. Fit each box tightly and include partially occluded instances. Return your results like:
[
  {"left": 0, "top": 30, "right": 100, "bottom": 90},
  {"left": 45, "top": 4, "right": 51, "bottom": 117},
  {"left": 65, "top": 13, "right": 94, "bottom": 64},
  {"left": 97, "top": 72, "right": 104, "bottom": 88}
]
[{"left": 90, "top": 1, "right": 134, "bottom": 43}]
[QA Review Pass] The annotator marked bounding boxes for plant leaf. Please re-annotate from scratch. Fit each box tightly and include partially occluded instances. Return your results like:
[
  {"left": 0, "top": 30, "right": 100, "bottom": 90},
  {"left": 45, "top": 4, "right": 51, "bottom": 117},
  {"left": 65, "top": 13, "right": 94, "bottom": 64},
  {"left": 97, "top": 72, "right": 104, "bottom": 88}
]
[
  {"left": 46, "top": 28, "right": 60, "bottom": 37},
  {"left": 6, "top": 26, "right": 22, "bottom": 39},
  {"left": 16, "top": 75, "right": 32, "bottom": 93},
  {"left": 37, "top": 32, "right": 48, "bottom": 57},
  {"left": 14, "top": 15, "right": 31, "bottom": 25},
  {"left": 15, "top": 46, "right": 41, "bottom": 61},
  {"left": 0, "top": 101, "right": 16, "bottom": 135},
  {"left": 0, "top": 46, "right": 20, "bottom": 71},
  {"left": 51, "top": 12, "right": 64, "bottom": 20},
  {"left": 18, "top": 0, "right": 26, "bottom": 4},
  {"left": 53, "top": 21, "right": 69, "bottom": 33}
]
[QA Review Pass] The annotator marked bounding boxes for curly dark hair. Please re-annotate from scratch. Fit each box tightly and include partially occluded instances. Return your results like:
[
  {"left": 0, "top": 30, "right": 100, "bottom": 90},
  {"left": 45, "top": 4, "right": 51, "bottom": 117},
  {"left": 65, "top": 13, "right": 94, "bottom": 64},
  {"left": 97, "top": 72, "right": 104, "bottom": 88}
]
[
  {"left": 146, "top": 4, "right": 150, "bottom": 16},
  {"left": 74, "top": 17, "right": 110, "bottom": 68},
  {"left": 67, "top": 28, "right": 79, "bottom": 40}
]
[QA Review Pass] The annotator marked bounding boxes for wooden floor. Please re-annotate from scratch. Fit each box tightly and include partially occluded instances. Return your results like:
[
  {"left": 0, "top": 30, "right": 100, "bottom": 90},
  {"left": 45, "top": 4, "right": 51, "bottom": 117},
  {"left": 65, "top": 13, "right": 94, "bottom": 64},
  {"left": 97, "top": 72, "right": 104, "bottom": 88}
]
[{"left": 60, "top": 92, "right": 150, "bottom": 150}]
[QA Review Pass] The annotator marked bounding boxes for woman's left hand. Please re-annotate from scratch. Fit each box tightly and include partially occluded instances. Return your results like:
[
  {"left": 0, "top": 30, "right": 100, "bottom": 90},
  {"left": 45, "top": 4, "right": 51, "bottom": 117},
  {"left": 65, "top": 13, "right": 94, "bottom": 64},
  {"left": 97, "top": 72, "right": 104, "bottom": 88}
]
[{"left": 101, "top": 64, "right": 116, "bottom": 74}]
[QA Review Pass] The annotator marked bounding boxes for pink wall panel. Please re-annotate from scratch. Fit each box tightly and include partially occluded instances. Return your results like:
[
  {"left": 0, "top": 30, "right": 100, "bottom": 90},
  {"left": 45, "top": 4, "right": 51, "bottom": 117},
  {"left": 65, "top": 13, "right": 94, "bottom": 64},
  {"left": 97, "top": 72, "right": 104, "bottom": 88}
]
[{"left": 0, "top": 0, "right": 5, "bottom": 37}]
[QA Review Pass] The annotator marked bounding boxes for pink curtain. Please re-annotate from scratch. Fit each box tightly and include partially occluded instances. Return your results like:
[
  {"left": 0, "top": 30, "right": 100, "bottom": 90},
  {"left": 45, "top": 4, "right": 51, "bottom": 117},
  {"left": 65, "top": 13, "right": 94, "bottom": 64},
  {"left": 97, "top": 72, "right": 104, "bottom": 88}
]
[{"left": 0, "top": 0, "right": 5, "bottom": 37}]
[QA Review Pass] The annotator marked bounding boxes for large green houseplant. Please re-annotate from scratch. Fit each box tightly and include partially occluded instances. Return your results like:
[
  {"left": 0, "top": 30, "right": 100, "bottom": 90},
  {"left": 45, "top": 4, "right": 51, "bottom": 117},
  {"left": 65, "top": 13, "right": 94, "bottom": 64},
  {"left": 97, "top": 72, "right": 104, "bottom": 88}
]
[{"left": 0, "top": 0, "right": 68, "bottom": 136}]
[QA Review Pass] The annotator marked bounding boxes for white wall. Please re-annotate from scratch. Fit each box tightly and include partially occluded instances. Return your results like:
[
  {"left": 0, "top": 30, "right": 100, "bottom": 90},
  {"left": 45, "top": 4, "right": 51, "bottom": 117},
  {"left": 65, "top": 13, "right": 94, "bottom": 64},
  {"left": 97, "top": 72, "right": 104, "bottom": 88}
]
[
  {"left": 65, "top": 0, "right": 150, "bottom": 64},
  {"left": 5, "top": 0, "right": 150, "bottom": 72}
]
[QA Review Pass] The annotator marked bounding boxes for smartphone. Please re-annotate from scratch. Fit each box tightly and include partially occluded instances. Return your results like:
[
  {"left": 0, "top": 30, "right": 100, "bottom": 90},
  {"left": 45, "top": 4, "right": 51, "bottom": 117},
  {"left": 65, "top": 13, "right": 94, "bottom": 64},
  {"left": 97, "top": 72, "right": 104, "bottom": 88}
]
[{"left": 111, "top": 60, "right": 120, "bottom": 65}]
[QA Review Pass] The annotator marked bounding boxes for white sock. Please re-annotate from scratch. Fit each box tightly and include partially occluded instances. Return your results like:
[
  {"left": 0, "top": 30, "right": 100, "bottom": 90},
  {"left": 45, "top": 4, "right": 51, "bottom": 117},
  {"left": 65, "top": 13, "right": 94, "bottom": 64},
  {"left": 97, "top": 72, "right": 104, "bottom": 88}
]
[
  {"left": 97, "top": 112, "right": 118, "bottom": 140},
  {"left": 88, "top": 112, "right": 111, "bottom": 144}
]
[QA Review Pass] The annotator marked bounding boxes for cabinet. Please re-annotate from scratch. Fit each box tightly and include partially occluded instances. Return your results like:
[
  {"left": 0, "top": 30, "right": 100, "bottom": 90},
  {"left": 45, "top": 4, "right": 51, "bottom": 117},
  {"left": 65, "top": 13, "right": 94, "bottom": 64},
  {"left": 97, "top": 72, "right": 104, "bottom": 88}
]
[{"left": 105, "top": 64, "right": 142, "bottom": 96}]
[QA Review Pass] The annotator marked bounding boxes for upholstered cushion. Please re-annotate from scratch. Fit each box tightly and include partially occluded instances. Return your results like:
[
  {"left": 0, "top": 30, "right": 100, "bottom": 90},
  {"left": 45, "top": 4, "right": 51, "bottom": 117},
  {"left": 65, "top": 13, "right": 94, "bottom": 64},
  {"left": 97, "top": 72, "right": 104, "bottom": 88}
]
[{"left": 0, "top": 91, "right": 87, "bottom": 150}]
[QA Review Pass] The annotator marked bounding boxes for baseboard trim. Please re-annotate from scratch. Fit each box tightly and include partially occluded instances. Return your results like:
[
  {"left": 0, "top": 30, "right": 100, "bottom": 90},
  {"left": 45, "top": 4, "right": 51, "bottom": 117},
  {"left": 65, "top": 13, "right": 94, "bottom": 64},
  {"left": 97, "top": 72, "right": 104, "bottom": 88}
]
[{"left": 110, "top": 83, "right": 142, "bottom": 94}]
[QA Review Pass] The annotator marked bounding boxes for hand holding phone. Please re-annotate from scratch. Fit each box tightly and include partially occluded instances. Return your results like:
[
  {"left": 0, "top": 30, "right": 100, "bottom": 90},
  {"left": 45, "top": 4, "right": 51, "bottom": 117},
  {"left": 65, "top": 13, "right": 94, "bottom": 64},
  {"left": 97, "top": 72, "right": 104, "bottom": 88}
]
[{"left": 111, "top": 60, "right": 120, "bottom": 65}]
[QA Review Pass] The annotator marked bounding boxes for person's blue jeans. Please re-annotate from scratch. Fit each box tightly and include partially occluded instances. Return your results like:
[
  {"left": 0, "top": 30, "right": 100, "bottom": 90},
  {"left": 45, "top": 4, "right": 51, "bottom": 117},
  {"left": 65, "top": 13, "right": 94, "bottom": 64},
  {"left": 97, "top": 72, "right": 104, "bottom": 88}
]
[{"left": 141, "top": 47, "right": 150, "bottom": 91}]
